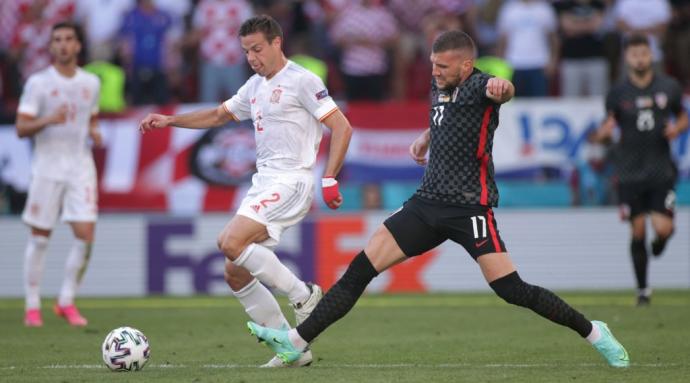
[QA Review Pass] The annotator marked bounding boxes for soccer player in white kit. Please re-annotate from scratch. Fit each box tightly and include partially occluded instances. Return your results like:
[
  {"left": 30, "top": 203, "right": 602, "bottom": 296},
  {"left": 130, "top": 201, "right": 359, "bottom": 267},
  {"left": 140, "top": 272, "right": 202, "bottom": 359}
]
[
  {"left": 139, "top": 15, "right": 353, "bottom": 367},
  {"left": 15, "top": 22, "right": 102, "bottom": 327}
]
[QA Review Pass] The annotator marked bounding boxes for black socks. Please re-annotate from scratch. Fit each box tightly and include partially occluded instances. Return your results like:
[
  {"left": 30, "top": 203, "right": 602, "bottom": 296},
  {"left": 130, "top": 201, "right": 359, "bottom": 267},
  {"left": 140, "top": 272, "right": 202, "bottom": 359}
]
[
  {"left": 489, "top": 271, "right": 592, "bottom": 338},
  {"left": 296, "top": 251, "right": 379, "bottom": 343}
]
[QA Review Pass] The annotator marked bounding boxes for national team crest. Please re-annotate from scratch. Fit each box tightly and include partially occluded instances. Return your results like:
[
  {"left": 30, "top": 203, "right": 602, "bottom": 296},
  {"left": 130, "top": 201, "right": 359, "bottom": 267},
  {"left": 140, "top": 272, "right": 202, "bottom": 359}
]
[
  {"left": 655, "top": 92, "right": 668, "bottom": 109},
  {"left": 270, "top": 88, "right": 282, "bottom": 104}
]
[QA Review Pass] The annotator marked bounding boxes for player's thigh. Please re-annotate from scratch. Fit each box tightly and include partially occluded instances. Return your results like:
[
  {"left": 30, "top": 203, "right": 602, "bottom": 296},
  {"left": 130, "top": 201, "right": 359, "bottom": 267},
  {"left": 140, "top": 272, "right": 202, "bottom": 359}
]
[
  {"left": 649, "top": 183, "right": 676, "bottom": 218},
  {"left": 618, "top": 182, "right": 647, "bottom": 221},
  {"left": 217, "top": 214, "right": 271, "bottom": 259},
  {"left": 69, "top": 221, "right": 96, "bottom": 242},
  {"left": 382, "top": 198, "right": 446, "bottom": 260},
  {"left": 62, "top": 171, "right": 98, "bottom": 224},
  {"left": 22, "top": 176, "right": 65, "bottom": 231},
  {"left": 441, "top": 206, "right": 507, "bottom": 260},
  {"left": 235, "top": 174, "right": 313, "bottom": 249},
  {"left": 477, "top": 252, "right": 516, "bottom": 283}
]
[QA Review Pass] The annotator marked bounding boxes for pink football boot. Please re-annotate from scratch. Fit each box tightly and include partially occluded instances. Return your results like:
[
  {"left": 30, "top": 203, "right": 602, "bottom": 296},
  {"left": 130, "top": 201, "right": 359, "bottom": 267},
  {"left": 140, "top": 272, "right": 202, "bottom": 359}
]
[
  {"left": 24, "top": 309, "right": 43, "bottom": 327},
  {"left": 54, "top": 304, "right": 88, "bottom": 326}
]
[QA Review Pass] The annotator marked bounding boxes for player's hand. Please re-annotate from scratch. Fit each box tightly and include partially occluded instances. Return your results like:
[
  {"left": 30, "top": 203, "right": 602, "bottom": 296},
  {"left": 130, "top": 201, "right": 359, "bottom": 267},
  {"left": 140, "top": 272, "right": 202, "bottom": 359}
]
[
  {"left": 664, "top": 122, "right": 682, "bottom": 140},
  {"left": 322, "top": 177, "right": 343, "bottom": 209},
  {"left": 139, "top": 113, "right": 172, "bottom": 133},
  {"left": 485, "top": 78, "right": 511, "bottom": 100},
  {"left": 90, "top": 129, "right": 104, "bottom": 147},
  {"left": 409, "top": 135, "right": 430, "bottom": 166},
  {"left": 49, "top": 104, "right": 69, "bottom": 125}
]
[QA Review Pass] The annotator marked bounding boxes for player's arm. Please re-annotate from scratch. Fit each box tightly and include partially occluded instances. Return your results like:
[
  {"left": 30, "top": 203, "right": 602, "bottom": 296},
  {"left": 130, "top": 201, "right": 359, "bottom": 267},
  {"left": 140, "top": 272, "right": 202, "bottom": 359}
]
[
  {"left": 590, "top": 112, "right": 616, "bottom": 143},
  {"left": 320, "top": 109, "right": 353, "bottom": 209},
  {"left": 485, "top": 77, "right": 514, "bottom": 104},
  {"left": 665, "top": 109, "right": 689, "bottom": 140},
  {"left": 89, "top": 114, "right": 104, "bottom": 147},
  {"left": 139, "top": 104, "right": 236, "bottom": 133},
  {"left": 409, "top": 128, "right": 431, "bottom": 165},
  {"left": 15, "top": 106, "right": 68, "bottom": 138}
]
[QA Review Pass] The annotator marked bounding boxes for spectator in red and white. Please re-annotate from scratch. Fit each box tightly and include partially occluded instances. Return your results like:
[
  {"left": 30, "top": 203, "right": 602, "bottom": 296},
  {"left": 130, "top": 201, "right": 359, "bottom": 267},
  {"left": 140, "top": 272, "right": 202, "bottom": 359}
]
[
  {"left": 191, "top": 0, "right": 253, "bottom": 103},
  {"left": 10, "top": 0, "right": 53, "bottom": 82},
  {"left": 497, "top": 0, "right": 559, "bottom": 97},
  {"left": 329, "top": 0, "right": 399, "bottom": 101},
  {"left": 555, "top": 0, "right": 609, "bottom": 97},
  {"left": 75, "top": 0, "right": 134, "bottom": 62},
  {"left": 613, "top": 0, "right": 671, "bottom": 65},
  {"left": 0, "top": 0, "right": 23, "bottom": 51}
]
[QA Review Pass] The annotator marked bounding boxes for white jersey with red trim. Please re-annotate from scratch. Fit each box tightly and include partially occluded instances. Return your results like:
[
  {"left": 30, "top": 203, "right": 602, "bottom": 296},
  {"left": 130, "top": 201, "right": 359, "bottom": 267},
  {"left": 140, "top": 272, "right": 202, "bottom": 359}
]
[
  {"left": 17, "top": 66, "right": 100, "bottom": 181},
  {"left": 223, "top": 60, "right": 338, "bottom": 173}
]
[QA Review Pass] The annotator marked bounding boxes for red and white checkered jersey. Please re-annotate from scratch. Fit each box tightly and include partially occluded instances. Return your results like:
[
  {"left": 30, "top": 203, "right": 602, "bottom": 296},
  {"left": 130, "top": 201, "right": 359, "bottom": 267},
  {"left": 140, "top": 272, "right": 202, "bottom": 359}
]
[
  {"left": 223, "top": 61, "right": 338, "bottom": 173},
  {"left": 329, "top": 3, "right": 398, "bottom": 76},
  {"left": 18, "top": 66, "right": 100, "bottom": 181},
  {"left": 193, "top": 0, "right": 253, "bottom": 66}
]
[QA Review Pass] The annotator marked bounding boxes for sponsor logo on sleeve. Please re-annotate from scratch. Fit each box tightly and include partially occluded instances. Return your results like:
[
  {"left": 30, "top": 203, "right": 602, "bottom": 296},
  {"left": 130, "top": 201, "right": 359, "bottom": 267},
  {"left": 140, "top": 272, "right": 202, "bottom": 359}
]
[{"left": 315, "top": 89, "right": 328, "bottom": 100}]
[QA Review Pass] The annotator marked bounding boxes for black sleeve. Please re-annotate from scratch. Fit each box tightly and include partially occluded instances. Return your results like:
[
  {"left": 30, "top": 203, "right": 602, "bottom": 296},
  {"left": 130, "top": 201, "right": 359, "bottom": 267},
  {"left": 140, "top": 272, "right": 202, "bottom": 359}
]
[
  {"left": 605, "top": 88, "right": 617, "bottom": 115},
  {"left": 668, "top": 79, "right": 684, "bottom": 115}
]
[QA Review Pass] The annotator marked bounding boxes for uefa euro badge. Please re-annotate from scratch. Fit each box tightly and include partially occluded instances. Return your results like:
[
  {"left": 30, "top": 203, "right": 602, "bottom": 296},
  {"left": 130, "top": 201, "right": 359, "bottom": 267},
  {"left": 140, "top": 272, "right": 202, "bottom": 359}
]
[
  {"left": 655, "top": 92, "right": 667, "bottom": 109},
  {"left": 270, "top": 87, "right": 283, "bottom": 104}
]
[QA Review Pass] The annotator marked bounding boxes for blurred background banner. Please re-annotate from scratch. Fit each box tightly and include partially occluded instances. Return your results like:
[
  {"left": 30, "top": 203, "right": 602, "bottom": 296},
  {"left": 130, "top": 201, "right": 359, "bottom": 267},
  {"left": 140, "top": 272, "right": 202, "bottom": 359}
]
[
  {"left": 2, "top": 98, "right": 689, "bottom": 214},
  {"left": 0, "top": 209, "right": 688, "bottom": 297}
]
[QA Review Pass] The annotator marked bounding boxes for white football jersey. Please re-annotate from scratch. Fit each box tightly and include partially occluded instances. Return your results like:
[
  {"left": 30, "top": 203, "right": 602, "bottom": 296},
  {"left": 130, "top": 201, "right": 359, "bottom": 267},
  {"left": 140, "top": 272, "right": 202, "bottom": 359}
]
[
  {"left": 223, "top": 61, "right": 338, "bottom": 173},
  {"left": 17, "top": 66, "right": 100, "bottom": 181}
]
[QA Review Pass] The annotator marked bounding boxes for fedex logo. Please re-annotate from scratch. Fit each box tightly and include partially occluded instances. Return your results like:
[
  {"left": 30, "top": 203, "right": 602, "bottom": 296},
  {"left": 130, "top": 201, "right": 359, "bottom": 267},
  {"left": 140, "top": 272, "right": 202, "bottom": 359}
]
[{"left": 146, "top": 216, "right": 437, "bottom": 294}]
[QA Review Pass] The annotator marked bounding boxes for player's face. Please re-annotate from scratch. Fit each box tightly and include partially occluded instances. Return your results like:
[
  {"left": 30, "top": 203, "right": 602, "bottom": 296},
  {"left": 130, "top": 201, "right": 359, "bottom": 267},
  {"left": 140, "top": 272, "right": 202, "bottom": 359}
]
[
  {"left": 625, "top": 44, "right": 653, "bottom": 76},
  {"left": 430, "top": 49, "right": 473, "bottom": 91},
  {"left": 241, "top": 32, "right": 283, "bottom": 78},
  {"left": 49, "top": 28, "right": 80, "bottom": 65}
]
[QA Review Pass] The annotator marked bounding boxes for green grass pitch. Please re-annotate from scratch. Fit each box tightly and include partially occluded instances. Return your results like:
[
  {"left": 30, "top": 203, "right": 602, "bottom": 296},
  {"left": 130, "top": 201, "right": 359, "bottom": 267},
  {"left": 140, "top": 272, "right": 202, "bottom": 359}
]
[{"left": 1, "top": 291, "right": 688, "bottom": 382}]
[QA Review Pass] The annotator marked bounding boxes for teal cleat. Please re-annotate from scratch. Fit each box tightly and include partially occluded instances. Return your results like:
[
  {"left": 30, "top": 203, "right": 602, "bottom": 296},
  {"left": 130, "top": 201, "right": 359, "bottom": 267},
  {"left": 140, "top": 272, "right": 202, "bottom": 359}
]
[
  {"left": 247, "top": 321, "right": 302, "bottom": 364},
  {"left": 591, "top": 321, "right": 630, "bottom": 368}
]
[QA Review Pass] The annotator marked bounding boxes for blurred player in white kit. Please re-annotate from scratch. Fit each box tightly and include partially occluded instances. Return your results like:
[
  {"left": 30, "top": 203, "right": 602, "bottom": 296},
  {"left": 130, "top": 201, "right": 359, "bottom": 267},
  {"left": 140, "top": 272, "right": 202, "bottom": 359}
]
[{"left": 15, "top": 22, "right": 102, "bottom": 327}]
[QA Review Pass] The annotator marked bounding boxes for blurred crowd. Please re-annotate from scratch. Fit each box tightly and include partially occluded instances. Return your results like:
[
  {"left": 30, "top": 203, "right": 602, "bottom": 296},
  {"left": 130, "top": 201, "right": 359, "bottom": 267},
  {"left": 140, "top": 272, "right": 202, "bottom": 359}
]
[{"left": 0, "top": 0, "right": 689, "bottom": 122}]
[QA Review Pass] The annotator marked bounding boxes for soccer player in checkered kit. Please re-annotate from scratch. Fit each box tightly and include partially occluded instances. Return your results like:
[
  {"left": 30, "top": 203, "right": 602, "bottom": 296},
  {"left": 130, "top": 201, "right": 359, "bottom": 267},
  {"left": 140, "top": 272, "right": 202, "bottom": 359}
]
[
  {"left": 590, "top": 34, "right": 688, "bottom": 306},
  {"left": 249, "top": 30, "right": 630, "bottom": 368},
  {"left": 140, "top": 15, "right": 353, "bottom": 367},
  {"left": 16, "top": 22, "right": 102, "bottom": 328}
]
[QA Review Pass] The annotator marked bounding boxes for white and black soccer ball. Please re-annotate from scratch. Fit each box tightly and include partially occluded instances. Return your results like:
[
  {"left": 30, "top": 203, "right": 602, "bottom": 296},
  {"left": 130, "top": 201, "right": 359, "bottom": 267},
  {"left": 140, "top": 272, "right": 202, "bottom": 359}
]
[{"left": 102, "top": 326, "right": 151, "bottom": 371}]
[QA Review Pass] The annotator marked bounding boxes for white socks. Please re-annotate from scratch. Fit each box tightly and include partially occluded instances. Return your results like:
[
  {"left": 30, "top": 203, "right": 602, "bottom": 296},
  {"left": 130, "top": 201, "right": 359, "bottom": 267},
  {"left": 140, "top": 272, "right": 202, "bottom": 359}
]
[
  {"left": 233, "top": 243, "right": 310, "bottom": 306},
  {"left": 58, "top": 240, "right": 91, "bottom": 307},
  {"left": 24, "top": 235, "right": 50, "bottom": 310},
  {"left": 233, "top": 278, "right": 290, "bottom": 329},
  {"left": 586, "top": 321, "right": 602, "bottom": 344},
  {"left": 288, "top": 328, "right": 309, "bottom": 350}
]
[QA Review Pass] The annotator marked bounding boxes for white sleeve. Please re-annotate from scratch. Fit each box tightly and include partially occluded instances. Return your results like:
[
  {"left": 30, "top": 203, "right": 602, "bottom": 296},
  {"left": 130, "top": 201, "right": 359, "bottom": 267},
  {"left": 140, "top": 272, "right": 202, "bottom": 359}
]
[
  {"left": 222, "top": 80, "right": 252, "bottom": 121},
  {"left": 297, "top": 72, "right": 338, "bottom": 122},
  {"left": 17, "top": 76, "right": 41, "bottom": 117},
  {"left": 91, "top": 78, "right": 101, "bottom": 115}
]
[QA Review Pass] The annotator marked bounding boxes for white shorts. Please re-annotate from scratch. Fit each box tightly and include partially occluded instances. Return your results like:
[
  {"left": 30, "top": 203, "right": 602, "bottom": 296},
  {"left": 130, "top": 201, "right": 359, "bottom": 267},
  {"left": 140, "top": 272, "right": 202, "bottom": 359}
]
[
  {"left": 22, "top": 172, "right": 98, "bottom": 230},
  {"left": 237, "top": 171, "right": 314, "bottom": 248}
]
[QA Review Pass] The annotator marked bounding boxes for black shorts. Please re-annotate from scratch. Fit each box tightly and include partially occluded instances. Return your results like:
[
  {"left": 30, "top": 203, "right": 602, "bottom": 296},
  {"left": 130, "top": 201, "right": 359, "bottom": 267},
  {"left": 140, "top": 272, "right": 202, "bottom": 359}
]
[
  {"left": 383, "top": 195, "right": 507, "bottom": 260},
  {"left": 618, "top": 181, "right": 675, "bottom": 220}
]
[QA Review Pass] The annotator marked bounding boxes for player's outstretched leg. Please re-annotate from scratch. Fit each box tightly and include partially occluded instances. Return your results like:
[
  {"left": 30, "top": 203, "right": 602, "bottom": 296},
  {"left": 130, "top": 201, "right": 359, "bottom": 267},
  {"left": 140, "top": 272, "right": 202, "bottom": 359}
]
[{"left": 489, "top": 271, "right": 629, "bottom": 367}]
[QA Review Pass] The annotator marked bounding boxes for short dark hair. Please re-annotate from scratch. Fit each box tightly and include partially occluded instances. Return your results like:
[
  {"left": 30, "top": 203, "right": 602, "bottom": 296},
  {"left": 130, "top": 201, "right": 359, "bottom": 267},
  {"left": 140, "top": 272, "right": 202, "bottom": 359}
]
[
  {"left": 239, "top": 15, "right": 283, "bottom": 42},
  {"left": 623, "top": 34, "right": 650, "bottom": 50},
  {"left": 431, "top": 30, "right": 476, "bottom": 57},
  {"left": 51, "top": 21, "right": 82, "bottom": 44}
]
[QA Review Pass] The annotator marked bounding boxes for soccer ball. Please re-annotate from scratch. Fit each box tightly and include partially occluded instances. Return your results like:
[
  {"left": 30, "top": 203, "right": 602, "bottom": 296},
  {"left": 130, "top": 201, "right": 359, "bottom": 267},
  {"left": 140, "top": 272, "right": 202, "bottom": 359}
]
[{"left": 102, "top": 326, "right": 151, "bottom": 371}]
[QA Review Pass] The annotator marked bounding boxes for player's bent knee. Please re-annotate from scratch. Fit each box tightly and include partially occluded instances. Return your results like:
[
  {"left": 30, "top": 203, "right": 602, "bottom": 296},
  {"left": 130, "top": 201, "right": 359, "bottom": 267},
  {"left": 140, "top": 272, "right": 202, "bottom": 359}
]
[
  {"left": 489, "top": 271, "right": 531, "bottom": 306},
  {"left": 217, "top": 233, "right": 245, "bottom": 260}
]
